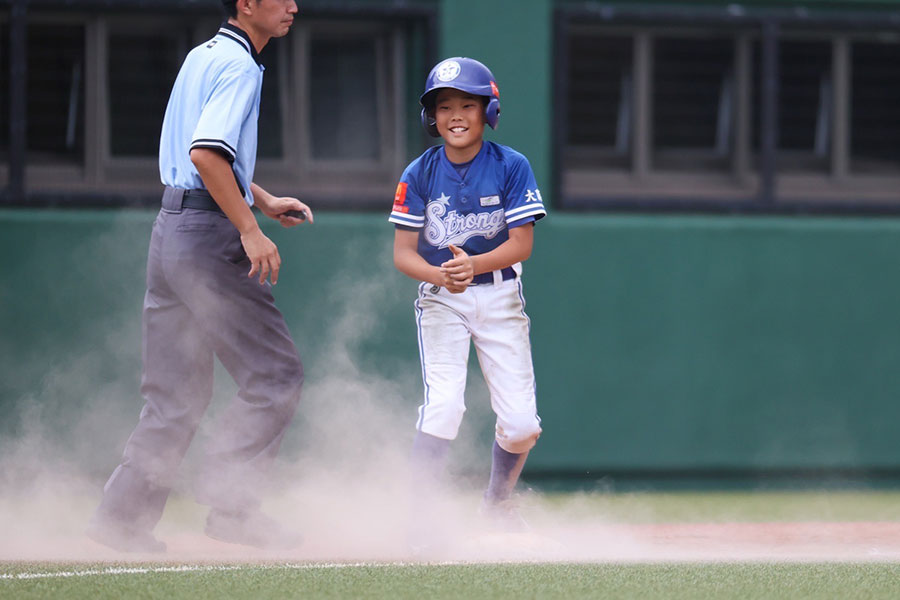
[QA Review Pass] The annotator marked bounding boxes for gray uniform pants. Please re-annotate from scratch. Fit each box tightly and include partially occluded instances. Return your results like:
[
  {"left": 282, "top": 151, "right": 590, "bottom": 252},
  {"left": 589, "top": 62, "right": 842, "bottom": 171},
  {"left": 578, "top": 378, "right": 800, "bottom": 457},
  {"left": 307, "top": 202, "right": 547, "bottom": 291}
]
[{"left": 95, "top": 189, "right": 303, "bottom": 532}]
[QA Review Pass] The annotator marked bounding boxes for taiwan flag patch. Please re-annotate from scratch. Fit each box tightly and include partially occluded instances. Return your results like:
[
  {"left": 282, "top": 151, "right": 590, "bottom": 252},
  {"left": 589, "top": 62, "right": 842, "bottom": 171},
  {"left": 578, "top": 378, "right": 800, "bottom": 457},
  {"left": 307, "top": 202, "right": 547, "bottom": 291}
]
[{"left": 392, "top": 182, "right": 409, "bottom": 213}]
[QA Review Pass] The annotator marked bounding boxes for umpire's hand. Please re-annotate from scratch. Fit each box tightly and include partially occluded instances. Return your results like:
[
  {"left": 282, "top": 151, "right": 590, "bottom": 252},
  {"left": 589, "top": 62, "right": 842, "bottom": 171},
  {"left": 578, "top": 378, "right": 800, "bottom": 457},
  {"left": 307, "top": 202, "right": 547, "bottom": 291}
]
[
  {"left": 241, "top": 228, "right": 282, "bottom": 285},
  {"left": 259, "top": 196, "right": 315, "bottom": 227}
]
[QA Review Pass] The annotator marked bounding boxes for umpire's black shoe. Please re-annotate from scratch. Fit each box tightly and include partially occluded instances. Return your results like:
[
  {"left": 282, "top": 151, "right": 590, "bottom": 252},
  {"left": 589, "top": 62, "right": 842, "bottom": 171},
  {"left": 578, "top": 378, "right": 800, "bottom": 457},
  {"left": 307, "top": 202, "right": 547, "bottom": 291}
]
[
  {"left": 204, "top": 508, "right": 302, "bottom": 550},
  {"left": 86, "top": 518, "right": 167, "bottom": 553}
]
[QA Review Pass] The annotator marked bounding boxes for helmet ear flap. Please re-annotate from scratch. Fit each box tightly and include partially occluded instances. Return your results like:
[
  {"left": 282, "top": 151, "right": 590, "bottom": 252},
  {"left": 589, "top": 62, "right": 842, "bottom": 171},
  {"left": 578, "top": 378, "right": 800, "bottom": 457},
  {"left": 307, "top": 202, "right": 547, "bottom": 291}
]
[
  {"left": 420, "top": 107, "right": 440, "bottom": 137},
  {"left": 485, "top": 97, "right": 500, "bottom": 130}
]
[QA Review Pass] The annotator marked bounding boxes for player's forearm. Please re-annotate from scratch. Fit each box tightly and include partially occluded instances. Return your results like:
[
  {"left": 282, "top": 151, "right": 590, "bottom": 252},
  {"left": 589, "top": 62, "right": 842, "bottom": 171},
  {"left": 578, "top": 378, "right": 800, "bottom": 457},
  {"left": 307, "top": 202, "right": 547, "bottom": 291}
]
[
  {"left": 191, "top": 149, "right": 259, "bottom": 235},
  {"left": 394, "top": 247, "right": 444, "bottom": 286},
  {"left": 470, "top": 226, "right": 533, "bottom": 275}
]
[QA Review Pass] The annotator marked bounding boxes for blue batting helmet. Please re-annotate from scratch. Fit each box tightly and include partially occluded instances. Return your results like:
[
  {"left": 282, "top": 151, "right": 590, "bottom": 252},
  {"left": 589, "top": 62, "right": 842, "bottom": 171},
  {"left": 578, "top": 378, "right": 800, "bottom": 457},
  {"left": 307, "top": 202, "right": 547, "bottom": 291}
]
[{"left": 420, "top": 57, "right": 500, "bottom": 137}]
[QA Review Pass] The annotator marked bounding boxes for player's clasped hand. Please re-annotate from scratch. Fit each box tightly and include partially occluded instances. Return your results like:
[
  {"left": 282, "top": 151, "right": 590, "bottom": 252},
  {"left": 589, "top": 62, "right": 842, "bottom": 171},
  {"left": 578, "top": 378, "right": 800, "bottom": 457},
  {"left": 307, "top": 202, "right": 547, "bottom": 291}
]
[
  {"left": 241, "top": 228, "right": 282, "bottom": 286},
  {"left": 440, "top": 244, "right": 474, "bottom": 293}
]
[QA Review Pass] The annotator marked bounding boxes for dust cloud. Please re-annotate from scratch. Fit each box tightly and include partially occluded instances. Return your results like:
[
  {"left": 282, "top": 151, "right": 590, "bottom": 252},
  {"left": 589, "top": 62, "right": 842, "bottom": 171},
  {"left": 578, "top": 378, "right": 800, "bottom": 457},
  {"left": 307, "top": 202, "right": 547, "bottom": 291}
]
[{"left": 0, "top": 223, "right": 640, "bottom": 565}]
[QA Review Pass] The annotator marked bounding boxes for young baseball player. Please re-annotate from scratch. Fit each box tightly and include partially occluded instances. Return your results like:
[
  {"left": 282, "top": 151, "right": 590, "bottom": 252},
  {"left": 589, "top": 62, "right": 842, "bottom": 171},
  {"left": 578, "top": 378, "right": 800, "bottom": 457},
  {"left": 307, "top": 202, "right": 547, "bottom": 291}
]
[
  {"left": 390, "top": 57, "right": 546, "bottom": 538},
  {"left": 87, "top": 0, "right": 310, "bottom": 553}
]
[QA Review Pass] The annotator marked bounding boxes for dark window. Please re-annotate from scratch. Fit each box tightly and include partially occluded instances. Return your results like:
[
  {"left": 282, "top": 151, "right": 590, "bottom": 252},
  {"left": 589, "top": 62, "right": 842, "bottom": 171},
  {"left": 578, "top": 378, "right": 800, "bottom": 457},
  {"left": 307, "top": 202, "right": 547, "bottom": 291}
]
[
  {"left": 851, "top": 40, "right": 900, "bottom": 172},
  {"left": 309, "top": 37, "right": 379, "bottom": 161},
  {"left": 566, "top": 34, "right": 632, "bottom": 150},
  {"left": 653, "top": 37, "right": 734, "bottom": 168},
  {"left": 0, "top": 23, "right": 8, "bottom": 155},
  {"left": 108, "top": 32, "right": 186, "bottom": 157},
  {"left": 754, "top": 39, "right": 831, "bottom": 171},
  {"left": 257, "top": 38, "right": 284, "bottom": 159},
  {"left": 27, "top": 24, "right": 85, "bottom": 163}
]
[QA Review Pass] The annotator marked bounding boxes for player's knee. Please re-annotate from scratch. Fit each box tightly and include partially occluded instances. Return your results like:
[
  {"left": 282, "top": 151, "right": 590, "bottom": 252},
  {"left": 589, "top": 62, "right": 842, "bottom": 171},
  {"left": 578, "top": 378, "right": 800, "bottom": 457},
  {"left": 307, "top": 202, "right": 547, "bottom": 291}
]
[
  {"left": 420, "top": 401, "right": 466, "bottom": 440},
  {"left": 495, "top": 414, "right": 542, "bottom": 454}
]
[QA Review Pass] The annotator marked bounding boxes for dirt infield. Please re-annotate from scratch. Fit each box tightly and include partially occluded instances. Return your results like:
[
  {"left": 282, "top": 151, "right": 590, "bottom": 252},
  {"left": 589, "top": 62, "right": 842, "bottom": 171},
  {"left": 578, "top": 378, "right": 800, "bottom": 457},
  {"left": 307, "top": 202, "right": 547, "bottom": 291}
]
[
  {"left": 5, "top": 488, "right": 900, "bottom": 564},
  {"left": 454, "top": 521, "right": 900, "bottom": 563},
  {"left": 5, "top": 521, "right": 900, "bottom": 564},
  {"left": 603, "top": 521, "right": 900, "bottom": 562}
]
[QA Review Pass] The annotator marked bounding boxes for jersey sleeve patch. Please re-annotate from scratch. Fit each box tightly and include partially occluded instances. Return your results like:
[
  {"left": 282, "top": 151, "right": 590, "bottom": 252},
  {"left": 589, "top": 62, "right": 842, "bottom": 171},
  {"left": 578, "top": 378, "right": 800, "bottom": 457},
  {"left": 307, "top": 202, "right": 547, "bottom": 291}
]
[
  {"left": 390, "top": 181, "right": 418, "bottom": 223},
  {"left": 393, "top": 182, "right": 409, "bottom": 212},
  {"left": 388, "top": 156, "right": 428, "bottom": 228}
]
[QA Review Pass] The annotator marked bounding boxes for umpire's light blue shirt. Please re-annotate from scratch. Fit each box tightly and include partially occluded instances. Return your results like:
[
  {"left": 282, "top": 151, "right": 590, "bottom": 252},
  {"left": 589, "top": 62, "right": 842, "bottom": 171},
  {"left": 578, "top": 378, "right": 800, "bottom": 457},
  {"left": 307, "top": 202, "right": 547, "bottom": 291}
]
[{"left": 159, "top": 22, "right": 264, "bottom": 205}]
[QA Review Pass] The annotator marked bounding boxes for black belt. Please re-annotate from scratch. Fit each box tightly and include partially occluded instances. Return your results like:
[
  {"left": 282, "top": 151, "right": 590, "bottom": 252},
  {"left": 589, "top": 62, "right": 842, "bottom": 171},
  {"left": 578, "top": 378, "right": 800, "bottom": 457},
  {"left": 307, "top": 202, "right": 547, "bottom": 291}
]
[
  {"left": 470, "top": 266, "right": 517, "bottom": 285},
  {"left": 181, "top": 188, "right": 223, "bottom": 213}
]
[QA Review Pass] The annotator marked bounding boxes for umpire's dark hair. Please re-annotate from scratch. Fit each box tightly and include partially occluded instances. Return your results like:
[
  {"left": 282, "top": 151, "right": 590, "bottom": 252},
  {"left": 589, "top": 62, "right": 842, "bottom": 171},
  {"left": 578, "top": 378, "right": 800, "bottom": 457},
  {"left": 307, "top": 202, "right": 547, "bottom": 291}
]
[{"left": 222, "top": 0, "right": 261, "bottom": 18}]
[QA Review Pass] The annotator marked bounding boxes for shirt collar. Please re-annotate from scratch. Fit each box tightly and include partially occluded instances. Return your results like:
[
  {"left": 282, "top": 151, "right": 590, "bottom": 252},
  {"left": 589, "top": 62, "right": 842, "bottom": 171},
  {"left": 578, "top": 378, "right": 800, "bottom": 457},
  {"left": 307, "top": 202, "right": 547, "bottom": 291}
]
[
  {"left": 439, "top": 141, "right": 486, "bottom": 181},
  {"left": 217, "top": 21, "right": 262, "bottom": 66}
]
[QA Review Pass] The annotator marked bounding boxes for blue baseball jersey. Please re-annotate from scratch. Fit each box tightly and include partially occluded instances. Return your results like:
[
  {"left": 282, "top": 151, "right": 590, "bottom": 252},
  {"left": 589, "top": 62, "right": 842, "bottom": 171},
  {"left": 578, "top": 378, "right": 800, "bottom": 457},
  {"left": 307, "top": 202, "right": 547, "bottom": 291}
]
[
  {"left": 389, "top": 141, "right": 546, "bottom": 266},
  {"left": 159, "top": 22, "right": 264, "bottom": 205}
]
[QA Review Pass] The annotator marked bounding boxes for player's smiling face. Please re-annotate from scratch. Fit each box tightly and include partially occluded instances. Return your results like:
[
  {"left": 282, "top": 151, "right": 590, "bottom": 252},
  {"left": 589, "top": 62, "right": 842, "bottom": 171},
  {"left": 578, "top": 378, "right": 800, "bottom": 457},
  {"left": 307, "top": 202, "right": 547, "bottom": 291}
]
[{"left": 434, "top": 88, "right": 485, "bottom": 163}]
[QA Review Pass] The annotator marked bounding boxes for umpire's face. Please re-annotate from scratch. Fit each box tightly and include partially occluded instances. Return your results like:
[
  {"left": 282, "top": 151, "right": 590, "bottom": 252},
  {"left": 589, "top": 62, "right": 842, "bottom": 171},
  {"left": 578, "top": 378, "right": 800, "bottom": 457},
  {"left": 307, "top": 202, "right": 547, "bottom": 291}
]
[{"left": 251, "top": 0, "right": 299, "bottom": 39}]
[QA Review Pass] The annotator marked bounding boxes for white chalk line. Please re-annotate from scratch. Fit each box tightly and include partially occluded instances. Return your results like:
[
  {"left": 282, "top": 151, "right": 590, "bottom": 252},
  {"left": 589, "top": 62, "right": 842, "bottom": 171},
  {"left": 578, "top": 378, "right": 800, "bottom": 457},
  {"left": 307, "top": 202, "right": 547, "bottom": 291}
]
[{"left": 0, "top": 561, "right": 455, "bottom": 581}]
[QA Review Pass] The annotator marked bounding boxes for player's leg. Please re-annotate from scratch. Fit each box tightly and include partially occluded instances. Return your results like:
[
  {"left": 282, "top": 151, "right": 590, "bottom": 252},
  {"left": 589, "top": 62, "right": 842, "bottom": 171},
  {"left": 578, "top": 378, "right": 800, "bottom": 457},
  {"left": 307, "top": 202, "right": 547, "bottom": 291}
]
[
  {"left": 411, "top": 284, "right": 473, "bottom": 473},
  {"left": 485, "top": 440, "right": 530, "bottom": 503},
  {"left": 90, "top": 212, "right": 215, "bottom": 552},
  {"left": 471, "top": 280, "right": 541, "bottom": 513},
  {"left": 411, "top": 431, "right": 451, "bottom": 484},
  {"left": 408, "top": 284, "right": 472, "bottom": 552},
  {"left": 168, "top": 216, "right": 304, "bottom": 548}
]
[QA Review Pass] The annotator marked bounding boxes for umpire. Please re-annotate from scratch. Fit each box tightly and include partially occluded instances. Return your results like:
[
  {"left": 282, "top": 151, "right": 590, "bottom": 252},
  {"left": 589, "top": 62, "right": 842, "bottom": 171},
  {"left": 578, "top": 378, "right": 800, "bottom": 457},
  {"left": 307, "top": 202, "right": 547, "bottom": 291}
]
[{"left": 87, "top": 0, "right": 309, "bottom": 553}]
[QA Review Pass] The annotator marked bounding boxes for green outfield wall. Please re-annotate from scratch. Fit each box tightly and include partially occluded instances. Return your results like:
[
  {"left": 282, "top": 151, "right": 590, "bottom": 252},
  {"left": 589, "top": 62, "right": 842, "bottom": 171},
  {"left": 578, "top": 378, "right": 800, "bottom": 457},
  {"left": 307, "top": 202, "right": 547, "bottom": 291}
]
[
  {"left": 3, "top": 210, "right": 900, "bottom": 479},
  {"left": 440, "top": 0, "right": 553, "bottom": 192}
]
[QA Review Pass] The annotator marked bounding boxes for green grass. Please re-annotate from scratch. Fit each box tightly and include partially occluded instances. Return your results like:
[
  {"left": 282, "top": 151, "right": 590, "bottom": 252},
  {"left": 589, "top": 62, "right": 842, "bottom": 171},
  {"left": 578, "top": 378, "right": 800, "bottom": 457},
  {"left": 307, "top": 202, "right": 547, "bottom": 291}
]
[
  {"left": 4, "top": 562, "right": 900, "bottom": 600},
  {"left": 536, "top": 489, "right": 900, "bottom": 523},
  {"left": 6, "top": 491, "right": 900, "bottom": 599}
]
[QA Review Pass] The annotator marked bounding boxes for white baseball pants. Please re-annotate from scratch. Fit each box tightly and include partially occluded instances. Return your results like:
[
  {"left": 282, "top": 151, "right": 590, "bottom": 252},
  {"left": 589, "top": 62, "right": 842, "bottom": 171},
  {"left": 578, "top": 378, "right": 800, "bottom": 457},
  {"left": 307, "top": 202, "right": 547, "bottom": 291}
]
[{"left": 413, "top": 276, "right": 541, "bottom": 452}]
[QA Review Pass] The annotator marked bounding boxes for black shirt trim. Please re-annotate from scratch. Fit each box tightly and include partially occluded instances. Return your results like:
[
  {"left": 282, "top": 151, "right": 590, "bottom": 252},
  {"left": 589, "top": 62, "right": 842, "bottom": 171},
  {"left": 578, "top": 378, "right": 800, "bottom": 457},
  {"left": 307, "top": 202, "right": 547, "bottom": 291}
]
[
  {"left": 217, "top": 21, "right": 262, "bottom": 66},
  {"left": 192, "top": 138, "right": 237, "bottom": 158}
]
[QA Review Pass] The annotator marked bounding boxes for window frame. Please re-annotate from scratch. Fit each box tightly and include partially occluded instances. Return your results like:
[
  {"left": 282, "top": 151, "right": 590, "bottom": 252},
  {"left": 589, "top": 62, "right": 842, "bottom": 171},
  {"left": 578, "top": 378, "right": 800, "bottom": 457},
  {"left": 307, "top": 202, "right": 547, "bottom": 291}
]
[
  {"left": 0, "top": 12, "right": 92, "bottom": 195},
  {"left": 253, "top": 18, "right": 409, "bottom": 205},
  {"left": 1, "top": 4, "right": 436, "bottom": 208},
  {"left": 97, "top": 16, "right": 215, "bottom": 190},
  {"left": 554, "top": 6, "right": 900, "bottom": 214}
]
